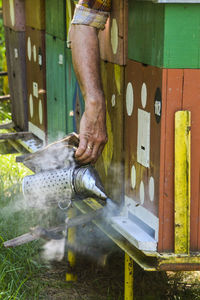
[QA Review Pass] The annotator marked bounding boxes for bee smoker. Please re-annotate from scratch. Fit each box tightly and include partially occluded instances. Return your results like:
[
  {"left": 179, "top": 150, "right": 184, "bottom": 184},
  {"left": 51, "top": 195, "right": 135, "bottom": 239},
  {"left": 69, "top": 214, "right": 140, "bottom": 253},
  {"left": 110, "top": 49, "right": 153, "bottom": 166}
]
[{"left": 22, "top": 164, "right": 108, "bottom": 208}]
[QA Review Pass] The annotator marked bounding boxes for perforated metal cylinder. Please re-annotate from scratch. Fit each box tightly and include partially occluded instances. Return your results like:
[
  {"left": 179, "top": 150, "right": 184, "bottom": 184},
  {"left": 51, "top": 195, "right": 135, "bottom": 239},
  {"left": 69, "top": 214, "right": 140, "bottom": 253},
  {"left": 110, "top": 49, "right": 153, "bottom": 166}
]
[
  {"left": 22, "top": 167, "right": 75, "bottom": 204},
  {"left": 22, "top": 165, "right": 108, "bottom": 206}
]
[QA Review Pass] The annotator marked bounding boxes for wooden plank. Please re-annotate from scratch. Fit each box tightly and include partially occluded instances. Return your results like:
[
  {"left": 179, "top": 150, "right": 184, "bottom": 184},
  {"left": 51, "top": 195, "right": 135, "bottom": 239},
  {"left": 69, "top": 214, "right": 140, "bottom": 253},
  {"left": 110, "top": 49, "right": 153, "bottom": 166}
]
[
  {"left": 0, "top": 95, "right": 10, "bottom": 101},
  {"left": 66, "top": 48, "right": 84, "bottom": 134},
  {"left": 98, "top": 0, "right": 128, "bottom": 65},
  {"left": 0, "top": 71, "right": 8, "bottom": 76},
  {"left": 161, "top": 69, "right": 184, "bottom": 252},
  {"left": 66, "top": 0, "right": 75, "bottom": 41},
  {"left": 95, "top": 61, "right": 124, "bottom": 204},
  {"left": 174, "top": 111, "right": 191, "bottom": 254},
  {"left": 25, "top": 0, "right": 45, "bottom": 30},
  {"left": 128, "top": 2, "right": 200, "bottom": 68},
  {"left": 4, "top": 27, "right": 28, "bottom": 131},
  {"left": 46, "top": 34, "right": 67, "bottom": 143},
  {"left": 124, "top": 253, "right": 134, "bottom": 300},
  {"left": 0, "top": 132, "right": 33, "bottom": 140},
  {"left": 125, "top": 60, "right": 162, "bottom": 218},
  {"left": 4, "top": 208, "right": 104, "bottom": 248},
  {"left": 26, "top": 26, "right": 47, "bottom": 141},
  {"left": 0, "top": 122, "right": 14, "bottom": 129},
  {"left": 45, "top": 0, "right": 66, "bottom": 40},
  {"left": 182, "top": 69, "right": 200, "bottom": 251},
  {"left": 3, "top": 0, "right": 25, "bottom": 31}
]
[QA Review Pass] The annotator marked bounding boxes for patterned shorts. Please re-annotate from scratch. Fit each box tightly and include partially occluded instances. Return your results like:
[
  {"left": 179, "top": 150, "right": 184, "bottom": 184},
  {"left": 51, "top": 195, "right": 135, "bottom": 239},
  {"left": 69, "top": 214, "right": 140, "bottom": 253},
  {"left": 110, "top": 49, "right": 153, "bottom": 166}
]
[{"left": 71, "top": 0, "right": 112, "bottom": 30}]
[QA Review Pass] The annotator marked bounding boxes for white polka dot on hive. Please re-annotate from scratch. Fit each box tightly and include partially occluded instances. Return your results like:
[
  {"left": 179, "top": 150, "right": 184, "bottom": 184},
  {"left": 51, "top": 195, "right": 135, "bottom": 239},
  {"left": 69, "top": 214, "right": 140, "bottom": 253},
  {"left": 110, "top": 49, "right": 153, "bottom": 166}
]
[
  {"left": 149, "top": 176, "right": 154, "bottom": 202},
  {"left": 141, "top": 82, "right": 147, "bottom": 109},
  {"left": 39, "top": 99, "right": 43, "bottom": 125},
  {"left": 9, "top": 0, "right": 15, "bottom": 27},
  {"left": 27, "top": 37, "right": 32, "bottom": 61},
  {"left": 139, "top": 181, "right": 145, "bottom": 205},
  {"left": 111, "top": 18, "right": 118, "bottom": 55},
  {"left": 33, "top": 45, "right": 37, "bottom": 62},
  {"left": 29, "top": 94, "right": 33, "bottom": 118},
  {"left": 111, "top": 94, "right": 116, "bottom": 107},
  {"left": 131, "top": 165, "right": 136, "bottom": 189},
  {"left": 126, "top": 82, "right": 134, "bottom": 116}
]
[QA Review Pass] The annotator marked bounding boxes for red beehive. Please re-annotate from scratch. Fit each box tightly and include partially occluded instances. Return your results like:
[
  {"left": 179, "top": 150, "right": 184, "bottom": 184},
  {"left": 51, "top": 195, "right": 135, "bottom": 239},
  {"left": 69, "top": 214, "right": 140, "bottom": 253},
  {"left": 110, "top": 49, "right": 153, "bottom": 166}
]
[{"left": 122, "top": 60, "right": 200, "bottom": 252}]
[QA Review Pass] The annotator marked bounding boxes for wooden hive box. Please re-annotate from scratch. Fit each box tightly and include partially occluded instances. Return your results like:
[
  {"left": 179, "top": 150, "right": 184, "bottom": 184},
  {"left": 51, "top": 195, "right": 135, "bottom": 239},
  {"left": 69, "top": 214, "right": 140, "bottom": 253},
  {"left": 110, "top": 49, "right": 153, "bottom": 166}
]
[
  {"left": 26, "top": 26, "right": 47, "bottom": 143},
  {"left": 95, "top": 61, "right": 124, "bottom": 204},
  {"left": 98, "top": 0, "right": 128, "bottom": 66},
  {"left": 4, "top": 26, "right": 28, "bottom": 130},
  {"left": 128, "top": 2, "right": 200, "bottom": 68},
  {"left": 45, "top": 0, "right": 66, "bottom": 40},
  {"left": 122, "top": 59, "right": 200, "bottom": 252},
  {"left": 46, "top": 34, "right": 68, "bottom": 143},
  {"left": 3, "top": 0, "right": 25, "bottom": 31},
  {"left": 25, "top": 0, "right": 45, "bottom": 30}
]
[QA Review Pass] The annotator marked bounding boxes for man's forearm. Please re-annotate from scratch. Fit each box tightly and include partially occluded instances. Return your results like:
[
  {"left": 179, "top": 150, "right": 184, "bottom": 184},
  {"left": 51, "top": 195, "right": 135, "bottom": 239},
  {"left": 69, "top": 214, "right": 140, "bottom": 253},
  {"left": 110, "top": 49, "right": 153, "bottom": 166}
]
[{"left": 70, "top": 25, "right": 104, "bottom": 105}]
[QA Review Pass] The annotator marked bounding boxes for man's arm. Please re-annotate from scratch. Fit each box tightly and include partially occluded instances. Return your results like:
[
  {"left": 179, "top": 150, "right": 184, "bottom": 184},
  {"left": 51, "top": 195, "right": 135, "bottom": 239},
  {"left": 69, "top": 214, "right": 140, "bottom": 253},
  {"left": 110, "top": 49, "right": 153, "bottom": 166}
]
[{"left": 69, "top": 1, "right": 111, "bottom": 164}]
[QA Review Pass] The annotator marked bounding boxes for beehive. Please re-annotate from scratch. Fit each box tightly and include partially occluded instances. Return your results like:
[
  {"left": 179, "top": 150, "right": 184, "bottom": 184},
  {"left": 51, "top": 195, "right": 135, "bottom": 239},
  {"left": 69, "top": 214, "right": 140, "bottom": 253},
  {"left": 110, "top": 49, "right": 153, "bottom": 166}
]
[
  {"left": 128, "top": 2, "right": 200, "bottom": 68},
  {"left": 123, "top": 60, "right": 200, "bottom": 252},
  {"left": 26, "top": 26, "right": 47, "bottom": 142},
  {"left": 4, "top": 27, "right": 28, "bottom": 130}
]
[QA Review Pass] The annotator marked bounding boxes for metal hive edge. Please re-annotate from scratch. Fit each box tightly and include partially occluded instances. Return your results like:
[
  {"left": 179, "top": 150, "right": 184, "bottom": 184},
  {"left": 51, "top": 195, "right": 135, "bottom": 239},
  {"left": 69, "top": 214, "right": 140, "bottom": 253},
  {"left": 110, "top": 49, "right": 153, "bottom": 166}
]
[{"left": 74, "top": 198, "right": 200, "bottom": 272}]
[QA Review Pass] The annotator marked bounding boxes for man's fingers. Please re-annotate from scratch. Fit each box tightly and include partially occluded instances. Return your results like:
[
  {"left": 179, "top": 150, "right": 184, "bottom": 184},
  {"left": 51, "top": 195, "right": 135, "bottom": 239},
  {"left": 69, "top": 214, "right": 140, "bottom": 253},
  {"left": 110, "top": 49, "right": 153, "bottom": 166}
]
[
  {"left": 91, "top": 144, "right": 105, "bottom": 164},
  {"left": 75, "top": 137, "right": 87, "bottom": 158},
  {"left": 75, "top": 144, "right": 95, "bottom": 164}
]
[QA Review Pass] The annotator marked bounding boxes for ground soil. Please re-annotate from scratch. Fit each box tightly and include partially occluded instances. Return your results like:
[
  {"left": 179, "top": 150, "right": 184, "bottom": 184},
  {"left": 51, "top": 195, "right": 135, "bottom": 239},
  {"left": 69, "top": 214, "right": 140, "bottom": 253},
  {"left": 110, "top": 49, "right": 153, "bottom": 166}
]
[{"left": 28, "top": 223, "right": 200, "bottom": 300}]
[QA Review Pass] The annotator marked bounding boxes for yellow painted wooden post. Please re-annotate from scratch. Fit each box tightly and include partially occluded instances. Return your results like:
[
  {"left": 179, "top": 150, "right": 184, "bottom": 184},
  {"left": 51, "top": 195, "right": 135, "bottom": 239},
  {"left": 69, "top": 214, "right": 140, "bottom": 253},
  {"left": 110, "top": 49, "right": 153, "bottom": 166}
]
[
  {"left": 66, "top": 207, "right": 77, "bottom": 281},
  {"left": 174, "top": 110, "right": 191, "bottom": 254},
  {"left": 125, "top": 252, "right": 134, "bottom": 300}
]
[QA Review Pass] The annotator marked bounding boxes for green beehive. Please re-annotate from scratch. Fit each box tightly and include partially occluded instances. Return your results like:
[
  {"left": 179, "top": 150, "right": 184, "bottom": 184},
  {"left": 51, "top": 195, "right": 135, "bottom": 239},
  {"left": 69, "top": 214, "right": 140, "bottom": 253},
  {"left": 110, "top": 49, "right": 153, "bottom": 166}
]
[
  {"left": 128, "top": 2, "right": 200, "bottom": 68},
  {"left": 66, "top": 48, "right": 84, "bottom": 134},
  {"left": 46, "top": 34, "right": 67, "bottom": 142},
  {"left": 45, "top": 0, "right": 66, "bottom": 40}
]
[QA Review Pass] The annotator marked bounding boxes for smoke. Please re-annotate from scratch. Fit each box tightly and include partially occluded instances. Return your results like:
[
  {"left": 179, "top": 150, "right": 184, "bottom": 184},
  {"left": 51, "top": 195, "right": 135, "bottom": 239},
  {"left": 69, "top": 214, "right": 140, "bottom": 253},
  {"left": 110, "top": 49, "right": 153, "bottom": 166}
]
[
  {"left": 42, "top": 238, "right": 66, "bottom": 262},
  {"left": 3, "top": 134, "right": 122, "bottom": 266}
]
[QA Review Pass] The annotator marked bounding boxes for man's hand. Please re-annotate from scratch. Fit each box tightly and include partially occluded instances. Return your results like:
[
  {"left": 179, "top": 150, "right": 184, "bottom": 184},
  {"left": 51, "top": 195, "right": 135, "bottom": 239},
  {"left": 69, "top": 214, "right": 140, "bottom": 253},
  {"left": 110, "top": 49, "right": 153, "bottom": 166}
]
[{"left": 75, "top": 101, "right": 108, "bottom": 164}]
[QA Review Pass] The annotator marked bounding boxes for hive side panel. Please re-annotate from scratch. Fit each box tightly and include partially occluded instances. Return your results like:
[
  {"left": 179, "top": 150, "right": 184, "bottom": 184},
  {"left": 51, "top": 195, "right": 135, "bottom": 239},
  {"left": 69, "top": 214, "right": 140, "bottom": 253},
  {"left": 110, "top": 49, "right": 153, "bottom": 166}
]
[
  {"left": 182, "top": 69, "right": 200, "bottom": 251},
  {"left": 4, "top": 27, "right": 28, "bottom": 130}
]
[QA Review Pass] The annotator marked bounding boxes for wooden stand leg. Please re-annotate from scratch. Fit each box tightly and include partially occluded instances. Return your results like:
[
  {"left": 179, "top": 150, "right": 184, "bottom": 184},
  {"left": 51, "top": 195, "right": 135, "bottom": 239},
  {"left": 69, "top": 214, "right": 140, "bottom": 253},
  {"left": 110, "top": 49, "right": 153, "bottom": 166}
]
[
  {"left": 66, "top": 207, "right": 77, "bottom": 282},
  {"left": 125, "top": 252, "right": 134, "bottom": 300}
]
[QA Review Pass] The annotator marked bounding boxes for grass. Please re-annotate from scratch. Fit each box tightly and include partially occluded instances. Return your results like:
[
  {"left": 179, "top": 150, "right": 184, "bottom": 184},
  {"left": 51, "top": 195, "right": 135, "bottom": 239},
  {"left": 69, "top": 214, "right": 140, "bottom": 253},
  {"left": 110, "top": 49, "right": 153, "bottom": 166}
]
[{"left": 0, "top": 153, "right": 47, "bottom": 299}]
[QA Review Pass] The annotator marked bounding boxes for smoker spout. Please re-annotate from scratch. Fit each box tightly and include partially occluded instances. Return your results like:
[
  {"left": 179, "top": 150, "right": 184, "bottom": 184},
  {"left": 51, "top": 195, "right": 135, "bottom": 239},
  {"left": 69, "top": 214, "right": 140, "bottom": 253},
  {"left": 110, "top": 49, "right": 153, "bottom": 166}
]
[{"left": 74, "top": 166, "right": 108, "bottom": 200}]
